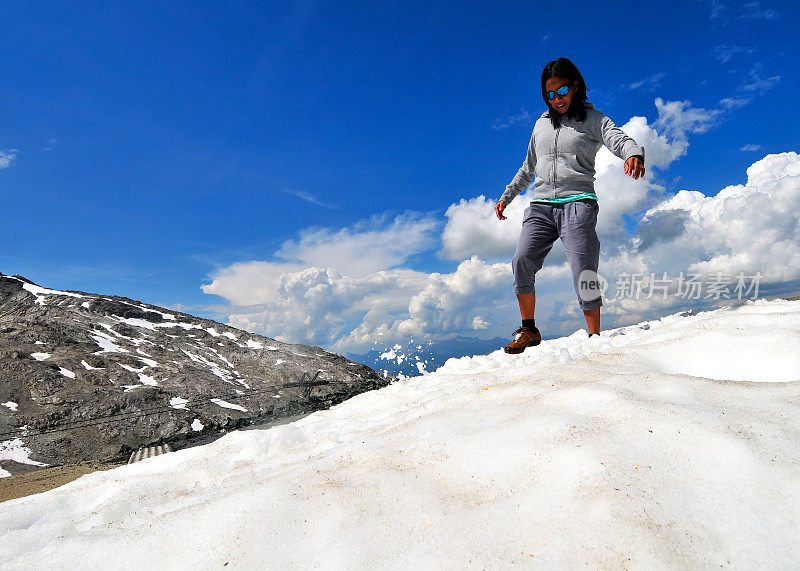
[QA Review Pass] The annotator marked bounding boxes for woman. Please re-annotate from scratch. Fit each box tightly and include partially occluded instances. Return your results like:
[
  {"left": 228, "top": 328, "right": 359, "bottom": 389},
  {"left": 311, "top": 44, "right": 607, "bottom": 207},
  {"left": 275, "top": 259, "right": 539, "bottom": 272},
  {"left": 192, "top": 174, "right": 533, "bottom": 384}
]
[{"left": 495, "top": 57, "right": 645, "bottom": 354}]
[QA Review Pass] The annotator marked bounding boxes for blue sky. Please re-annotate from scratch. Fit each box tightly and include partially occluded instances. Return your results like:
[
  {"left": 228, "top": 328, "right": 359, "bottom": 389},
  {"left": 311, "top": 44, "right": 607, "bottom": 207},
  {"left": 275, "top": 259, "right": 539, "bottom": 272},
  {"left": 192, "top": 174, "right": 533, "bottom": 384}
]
[{"left": 2, "top": 1, "right": 799, "bottom": 352}]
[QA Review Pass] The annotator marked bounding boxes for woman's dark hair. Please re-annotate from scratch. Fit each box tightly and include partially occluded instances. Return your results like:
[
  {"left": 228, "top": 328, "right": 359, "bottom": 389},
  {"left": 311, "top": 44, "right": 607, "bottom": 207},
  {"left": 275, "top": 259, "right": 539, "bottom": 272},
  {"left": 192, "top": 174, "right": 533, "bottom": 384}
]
[{"left": 541, "top": 57, "right": 589, "bottom": 127}]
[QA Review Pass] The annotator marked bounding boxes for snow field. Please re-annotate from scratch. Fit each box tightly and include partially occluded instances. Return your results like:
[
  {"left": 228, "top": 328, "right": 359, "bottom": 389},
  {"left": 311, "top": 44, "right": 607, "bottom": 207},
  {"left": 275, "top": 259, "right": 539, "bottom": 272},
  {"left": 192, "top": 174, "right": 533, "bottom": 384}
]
[{"left": 0, "top": 300, "right": 799, "bottom": 568}]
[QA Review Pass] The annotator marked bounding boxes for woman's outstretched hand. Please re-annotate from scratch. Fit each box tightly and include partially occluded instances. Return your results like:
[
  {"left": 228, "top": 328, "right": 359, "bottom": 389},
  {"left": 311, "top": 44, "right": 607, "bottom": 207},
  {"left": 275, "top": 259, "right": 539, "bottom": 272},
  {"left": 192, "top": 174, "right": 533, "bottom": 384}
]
[
  {"left": 625, "top": 156, "right": 645, "bottom": 180},
  {"left": 494, "top": 200, "right": 507, "bottom": 220}
]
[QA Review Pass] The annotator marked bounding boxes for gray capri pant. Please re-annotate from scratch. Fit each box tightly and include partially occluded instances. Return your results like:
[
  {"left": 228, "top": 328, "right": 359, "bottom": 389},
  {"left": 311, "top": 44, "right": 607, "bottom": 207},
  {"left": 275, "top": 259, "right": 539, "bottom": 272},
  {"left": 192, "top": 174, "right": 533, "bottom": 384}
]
[{"left": 512, "top": 199, "right": 602, "bottom": 310}]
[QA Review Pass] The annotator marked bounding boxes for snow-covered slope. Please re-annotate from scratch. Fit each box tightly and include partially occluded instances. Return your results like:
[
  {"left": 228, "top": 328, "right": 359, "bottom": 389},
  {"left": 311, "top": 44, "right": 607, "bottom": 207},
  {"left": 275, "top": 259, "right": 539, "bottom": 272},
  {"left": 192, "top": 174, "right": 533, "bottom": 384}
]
[{"left": 1, "top": 299, "right": 799, "bottom": 568}]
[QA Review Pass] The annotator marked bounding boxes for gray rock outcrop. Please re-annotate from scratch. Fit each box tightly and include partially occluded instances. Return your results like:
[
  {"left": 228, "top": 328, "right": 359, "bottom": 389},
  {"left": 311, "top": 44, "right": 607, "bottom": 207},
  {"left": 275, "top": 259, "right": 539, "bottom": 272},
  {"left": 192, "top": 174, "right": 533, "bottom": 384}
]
[{"left": 0, "top": 273, "right": 390, "bottom": 476}]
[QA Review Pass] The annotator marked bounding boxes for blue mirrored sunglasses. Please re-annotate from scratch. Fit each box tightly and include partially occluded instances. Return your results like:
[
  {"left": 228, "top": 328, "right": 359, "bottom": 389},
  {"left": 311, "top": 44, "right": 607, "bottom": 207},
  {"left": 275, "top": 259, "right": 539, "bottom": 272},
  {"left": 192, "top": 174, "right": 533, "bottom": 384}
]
[{"left": 547, "top": 85, "right": 571, "bottom": 100}]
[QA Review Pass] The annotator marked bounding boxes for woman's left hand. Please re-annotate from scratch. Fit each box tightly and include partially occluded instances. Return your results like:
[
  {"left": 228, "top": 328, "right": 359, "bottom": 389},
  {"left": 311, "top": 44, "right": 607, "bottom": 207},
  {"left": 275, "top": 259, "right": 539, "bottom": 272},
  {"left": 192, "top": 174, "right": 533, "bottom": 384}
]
[{"left": 624, "top": 156, "right": 645, "bottom": 180}]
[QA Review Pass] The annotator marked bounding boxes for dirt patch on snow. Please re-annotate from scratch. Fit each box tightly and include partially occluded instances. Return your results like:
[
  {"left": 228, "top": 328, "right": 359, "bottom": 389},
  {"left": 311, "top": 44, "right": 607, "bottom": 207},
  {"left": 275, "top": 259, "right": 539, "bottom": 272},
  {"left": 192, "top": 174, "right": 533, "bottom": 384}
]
[{"left": 0, "top": 459, "right": 123, "bottom": 503}]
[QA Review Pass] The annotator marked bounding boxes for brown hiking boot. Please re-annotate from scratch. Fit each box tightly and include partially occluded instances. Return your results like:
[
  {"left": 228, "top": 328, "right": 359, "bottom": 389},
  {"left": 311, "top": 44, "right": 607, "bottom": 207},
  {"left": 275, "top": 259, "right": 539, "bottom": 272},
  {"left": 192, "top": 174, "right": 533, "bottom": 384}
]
[{"left": 503, "top": 326, "right": 541, "bottom": 354}]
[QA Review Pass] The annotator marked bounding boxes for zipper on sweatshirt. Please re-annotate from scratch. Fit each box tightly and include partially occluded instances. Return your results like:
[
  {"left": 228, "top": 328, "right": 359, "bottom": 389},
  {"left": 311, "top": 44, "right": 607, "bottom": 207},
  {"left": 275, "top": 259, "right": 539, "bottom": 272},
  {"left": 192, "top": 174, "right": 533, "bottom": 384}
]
[{"left": 553, "top": 127, "right": 560, "bottom": 199}]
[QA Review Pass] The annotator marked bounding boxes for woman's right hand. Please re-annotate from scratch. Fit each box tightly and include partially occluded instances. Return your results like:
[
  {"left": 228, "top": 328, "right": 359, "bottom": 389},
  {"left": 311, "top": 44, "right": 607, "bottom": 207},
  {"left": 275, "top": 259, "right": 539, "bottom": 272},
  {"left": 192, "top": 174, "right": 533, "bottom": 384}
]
[{"left": 494, "top": 200, "right": 507, "bottom": 220}]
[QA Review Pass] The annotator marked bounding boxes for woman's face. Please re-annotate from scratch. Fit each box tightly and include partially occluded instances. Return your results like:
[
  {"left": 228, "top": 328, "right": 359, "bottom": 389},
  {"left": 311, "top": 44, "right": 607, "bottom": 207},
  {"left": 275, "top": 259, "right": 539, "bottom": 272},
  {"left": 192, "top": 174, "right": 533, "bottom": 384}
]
[{"left": 545, "top": 76, "right": 577, "bottom": 115}]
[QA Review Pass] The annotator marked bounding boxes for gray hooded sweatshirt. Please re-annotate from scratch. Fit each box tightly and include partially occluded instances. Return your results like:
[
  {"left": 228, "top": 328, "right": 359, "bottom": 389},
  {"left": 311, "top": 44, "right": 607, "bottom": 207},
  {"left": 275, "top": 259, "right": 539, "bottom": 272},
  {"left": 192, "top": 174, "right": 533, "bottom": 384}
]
[{"left": 499, "top": 103, "right": 644, "bottom": 205}]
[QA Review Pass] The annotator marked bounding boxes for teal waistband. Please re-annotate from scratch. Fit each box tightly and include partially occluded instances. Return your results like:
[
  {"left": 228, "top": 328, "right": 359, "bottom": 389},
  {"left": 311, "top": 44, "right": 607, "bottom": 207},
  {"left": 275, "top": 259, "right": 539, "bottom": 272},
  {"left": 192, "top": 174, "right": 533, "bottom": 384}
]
[{"left": 531, "top": 193, "right": 598, "bottom": 204}]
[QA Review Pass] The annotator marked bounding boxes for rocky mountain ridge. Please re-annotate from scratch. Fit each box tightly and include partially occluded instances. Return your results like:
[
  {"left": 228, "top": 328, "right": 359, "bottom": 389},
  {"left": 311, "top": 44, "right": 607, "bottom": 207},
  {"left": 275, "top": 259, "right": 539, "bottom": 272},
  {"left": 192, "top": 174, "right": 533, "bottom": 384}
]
[{"left": 0, "top": 273, "right": 390, "bottom": 476}]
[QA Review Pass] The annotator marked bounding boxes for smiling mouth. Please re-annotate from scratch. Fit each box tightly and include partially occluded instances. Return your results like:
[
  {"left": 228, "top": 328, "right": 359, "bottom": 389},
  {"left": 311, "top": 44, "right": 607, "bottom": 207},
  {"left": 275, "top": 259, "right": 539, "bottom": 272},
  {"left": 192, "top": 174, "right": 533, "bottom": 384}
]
[{"left": 554, "top": 102, "right": 567, "bottom": 110}]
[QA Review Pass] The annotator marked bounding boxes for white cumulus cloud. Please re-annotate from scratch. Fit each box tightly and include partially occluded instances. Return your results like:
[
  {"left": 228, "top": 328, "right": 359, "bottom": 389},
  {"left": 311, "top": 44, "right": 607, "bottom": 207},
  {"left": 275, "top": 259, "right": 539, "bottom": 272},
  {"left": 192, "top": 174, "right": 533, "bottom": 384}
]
[
  {"left": 394, "top": 257, "right": 512, "bottom": 339},
  {"left": 637, "top": 152, "right": 800, "bottom": 282},
  {"left": 202, "top": 260, "right": 303, "bottom": 306},
  {"left": 653, "top": 98, "right": 722, "bottom": 139},
  {"left": 440, "top": 194, "right": 525, "bottom": 261},
  {"left": 223, "top": 267, "right": 431, "bottom": 350},
  {"left": 593, "top": 152, "right": 800, "bottom": 327},
  {"left": 203, "top": 212, "right": 440, "bottom": 307},
  {"left": 276, "top": 212, "right": 440, "bottom": 276}
]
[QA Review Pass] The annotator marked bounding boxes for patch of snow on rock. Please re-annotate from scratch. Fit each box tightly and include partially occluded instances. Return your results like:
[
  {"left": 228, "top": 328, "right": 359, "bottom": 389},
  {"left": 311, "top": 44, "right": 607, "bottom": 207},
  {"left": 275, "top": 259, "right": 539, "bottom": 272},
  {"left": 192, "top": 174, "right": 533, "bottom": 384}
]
[
  {"left": 20, "top": 281, "right": 84, "bottom": 306},
  {"left": 0, "top": 438, "right": 48, "bottom": 477},
  {"left": 181, "top": 349, "right": 233, "bottom": 382},
  {"left": 170, "top": 397, "right": 189, "bottom": 410},
  {"left": 90, "top": 330, "right": 129, "bottom": 354},
  {"left": 137, "top": 305, "right": 175, "bottom": 321},
  {"left": 206, "top": 347, "right": 234, "bottom": 368},
  {"left": 31, "top": 353, "right": 51, "bottom": 361},
  {"left": 137, "top": 373, "right": 158, "bottom": 386},
  {"left": 81, "top": 360, "right": 104, "bottom": 371},
  {"left": 210, "top": 399, "right": 247, "bottom": 412},
  {"left": 120, "top": 363, "right": 146, "bottom": 374},
  {"left": 59, "top": 368, "right": 76, "bottom": 379}
]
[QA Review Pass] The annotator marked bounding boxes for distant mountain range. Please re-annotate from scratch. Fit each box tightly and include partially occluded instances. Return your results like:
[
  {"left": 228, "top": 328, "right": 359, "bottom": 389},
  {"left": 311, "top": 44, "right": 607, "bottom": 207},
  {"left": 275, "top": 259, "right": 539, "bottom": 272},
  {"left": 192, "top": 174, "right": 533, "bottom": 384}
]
[
  {"left": 348, "top": 335, "right": 513, "bottom": 377},
  {"left": 0, "top": 273, "right": 388, "bottom": 476}
]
